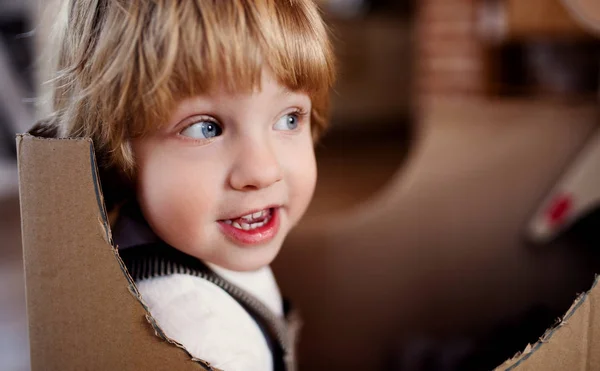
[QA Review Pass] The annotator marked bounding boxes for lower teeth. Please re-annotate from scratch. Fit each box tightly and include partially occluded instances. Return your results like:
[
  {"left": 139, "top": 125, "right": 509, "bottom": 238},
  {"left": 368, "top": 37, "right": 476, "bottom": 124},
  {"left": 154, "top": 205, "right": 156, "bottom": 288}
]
[{"left": 229, "top": 216, "right": 271, "bottom": 230}]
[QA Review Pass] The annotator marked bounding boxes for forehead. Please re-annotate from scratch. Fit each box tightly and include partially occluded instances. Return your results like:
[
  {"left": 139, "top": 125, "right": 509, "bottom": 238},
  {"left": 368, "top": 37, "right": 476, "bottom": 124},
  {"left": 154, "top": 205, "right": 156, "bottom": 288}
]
[
  {"left": 217, "top": 68, "right": 311, "bottom": 101},
  {"left": 166, "top": 70, "right": 311, "bottom": 122}
]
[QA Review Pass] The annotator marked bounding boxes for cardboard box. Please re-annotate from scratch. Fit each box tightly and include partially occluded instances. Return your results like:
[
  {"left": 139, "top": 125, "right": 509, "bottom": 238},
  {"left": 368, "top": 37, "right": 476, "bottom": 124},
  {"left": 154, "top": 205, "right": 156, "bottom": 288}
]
[{"left": 16, "top": 132, "right": 600, "bottom": 370}]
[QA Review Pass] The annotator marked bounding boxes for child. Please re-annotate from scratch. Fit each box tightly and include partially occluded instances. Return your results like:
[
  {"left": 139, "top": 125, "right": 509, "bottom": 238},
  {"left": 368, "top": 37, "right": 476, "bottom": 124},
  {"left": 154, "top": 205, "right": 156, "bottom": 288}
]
[{"left": 33, "top": 1, "right": 335, "bottom": 370}]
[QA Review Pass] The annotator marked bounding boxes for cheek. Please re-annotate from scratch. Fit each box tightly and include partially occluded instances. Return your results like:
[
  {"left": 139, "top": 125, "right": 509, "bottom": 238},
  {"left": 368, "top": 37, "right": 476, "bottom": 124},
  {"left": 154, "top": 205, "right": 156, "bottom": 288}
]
[
  {"left": 284, "top": 138, "right": 317, "bottom": 222},
  {"left": 133, "top": 142, "right": 219, "bottom": 245}
]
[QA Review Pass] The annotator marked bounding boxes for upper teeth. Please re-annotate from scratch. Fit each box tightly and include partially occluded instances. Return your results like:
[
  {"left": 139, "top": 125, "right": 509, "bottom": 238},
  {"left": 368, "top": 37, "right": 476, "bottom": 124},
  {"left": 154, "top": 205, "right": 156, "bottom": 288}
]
[
  {"left": 241, "top": 210, "right": 268, "bottom": 221},
  {"left": 223, "top": 209, "right": 272, "bottom": 230}
]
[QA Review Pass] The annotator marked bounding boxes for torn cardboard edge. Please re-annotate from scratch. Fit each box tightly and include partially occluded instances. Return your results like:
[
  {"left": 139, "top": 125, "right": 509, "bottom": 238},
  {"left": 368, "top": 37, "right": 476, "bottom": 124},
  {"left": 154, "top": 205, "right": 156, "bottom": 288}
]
[
  {"left": 17, "top": 134, "right": 220, "bottom": 371},
  {"left": 496, "top": 275, "right": 600, "bottom": 370},
  {"left": 110, "top": 241, "right": 217, "bottom": 370}
]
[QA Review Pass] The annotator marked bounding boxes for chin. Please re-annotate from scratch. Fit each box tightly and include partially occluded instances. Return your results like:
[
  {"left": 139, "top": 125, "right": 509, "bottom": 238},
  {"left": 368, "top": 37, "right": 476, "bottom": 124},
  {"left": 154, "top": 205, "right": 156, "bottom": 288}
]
[{"left": 216, "top": 246, "right": 281, "bottom": 272}]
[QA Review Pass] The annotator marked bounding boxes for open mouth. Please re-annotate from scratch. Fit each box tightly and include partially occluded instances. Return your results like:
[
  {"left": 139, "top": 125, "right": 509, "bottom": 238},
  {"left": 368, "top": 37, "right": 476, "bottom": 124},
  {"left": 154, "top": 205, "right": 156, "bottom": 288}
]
[
  {"left": 218, "top": 207, "right": 280, "bottom": 246},
  {"left": 221, "top": 208, "right": 273, "bottom": 231}
]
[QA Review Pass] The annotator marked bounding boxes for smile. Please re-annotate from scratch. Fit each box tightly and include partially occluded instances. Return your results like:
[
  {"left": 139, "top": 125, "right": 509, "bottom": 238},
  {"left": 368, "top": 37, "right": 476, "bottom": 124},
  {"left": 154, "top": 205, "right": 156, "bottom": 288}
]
[{"left": 218, "top": 207, "right": 280, "bottom": 246}]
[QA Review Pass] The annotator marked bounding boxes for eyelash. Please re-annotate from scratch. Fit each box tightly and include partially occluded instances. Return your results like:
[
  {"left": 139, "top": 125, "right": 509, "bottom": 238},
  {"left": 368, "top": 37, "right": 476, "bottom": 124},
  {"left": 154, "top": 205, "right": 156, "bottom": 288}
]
[
  {"left": 286, "top": 108, "right": 309, "bottom": 127},
  {"left": 289, "top": 108, "right": 309, "bottom": 120}
]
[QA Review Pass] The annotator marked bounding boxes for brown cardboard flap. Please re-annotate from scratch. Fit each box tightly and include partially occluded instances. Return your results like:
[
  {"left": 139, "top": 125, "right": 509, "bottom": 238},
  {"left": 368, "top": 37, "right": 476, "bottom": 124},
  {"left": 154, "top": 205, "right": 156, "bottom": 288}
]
[
  {"left": 496, "top": 276, "right": 600, "bottom": 370},
  {"left": 17, "top": 135, "right": 213, "bottom": 371}
]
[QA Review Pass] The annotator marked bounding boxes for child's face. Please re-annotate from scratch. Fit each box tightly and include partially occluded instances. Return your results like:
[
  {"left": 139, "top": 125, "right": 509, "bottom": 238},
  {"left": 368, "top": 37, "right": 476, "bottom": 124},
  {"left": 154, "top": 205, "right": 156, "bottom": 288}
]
[{"left": 131, "top": 70, "right": 317, "bottom": 271}]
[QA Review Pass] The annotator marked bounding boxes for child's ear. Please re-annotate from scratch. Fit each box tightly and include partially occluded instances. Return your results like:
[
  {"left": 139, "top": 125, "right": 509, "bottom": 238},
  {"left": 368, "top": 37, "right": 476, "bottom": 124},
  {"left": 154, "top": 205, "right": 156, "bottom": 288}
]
[{"left": 28, "top": 117, "right": 60, "bottom": 138}]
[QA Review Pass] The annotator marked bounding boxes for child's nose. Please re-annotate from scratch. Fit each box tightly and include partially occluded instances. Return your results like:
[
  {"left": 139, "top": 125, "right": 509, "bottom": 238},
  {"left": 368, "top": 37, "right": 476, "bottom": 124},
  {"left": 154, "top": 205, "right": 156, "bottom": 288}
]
[{"left": 228, "top": 139, "right": 283, "bottom": 191}]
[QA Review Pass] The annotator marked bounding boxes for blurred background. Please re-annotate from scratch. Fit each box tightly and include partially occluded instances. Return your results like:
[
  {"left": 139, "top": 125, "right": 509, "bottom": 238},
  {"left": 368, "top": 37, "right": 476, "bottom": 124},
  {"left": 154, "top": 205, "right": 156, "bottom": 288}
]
[{"left": 2, "top": 0, "right": 600, "bottom": 370}]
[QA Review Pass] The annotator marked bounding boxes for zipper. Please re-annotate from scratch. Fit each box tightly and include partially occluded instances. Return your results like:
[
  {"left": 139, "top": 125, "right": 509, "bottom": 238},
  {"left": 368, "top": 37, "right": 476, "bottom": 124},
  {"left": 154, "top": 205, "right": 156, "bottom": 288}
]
[{"left": 191, "top": 269, "right": 290, "bottom": 355}]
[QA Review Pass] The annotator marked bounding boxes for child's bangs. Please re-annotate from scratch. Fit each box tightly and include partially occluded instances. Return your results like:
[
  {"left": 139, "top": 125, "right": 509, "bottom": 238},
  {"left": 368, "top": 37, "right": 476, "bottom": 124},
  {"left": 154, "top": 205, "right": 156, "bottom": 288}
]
[{"left": 133, "top": 0, "right": 334, "bottom": 135}]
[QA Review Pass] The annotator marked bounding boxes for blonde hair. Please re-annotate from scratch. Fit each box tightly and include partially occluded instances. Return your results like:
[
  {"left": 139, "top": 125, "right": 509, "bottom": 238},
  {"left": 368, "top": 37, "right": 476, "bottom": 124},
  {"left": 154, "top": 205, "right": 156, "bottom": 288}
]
[{"left": 48, "top": 0, "right": 335, "bottom": 180}]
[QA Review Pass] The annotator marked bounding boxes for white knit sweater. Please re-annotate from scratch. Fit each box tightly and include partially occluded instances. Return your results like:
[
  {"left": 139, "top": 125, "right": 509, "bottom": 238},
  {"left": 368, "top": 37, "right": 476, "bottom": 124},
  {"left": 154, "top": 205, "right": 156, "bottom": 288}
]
[{"left": 136, "top": 264, "right": 283, "bottom": 371}]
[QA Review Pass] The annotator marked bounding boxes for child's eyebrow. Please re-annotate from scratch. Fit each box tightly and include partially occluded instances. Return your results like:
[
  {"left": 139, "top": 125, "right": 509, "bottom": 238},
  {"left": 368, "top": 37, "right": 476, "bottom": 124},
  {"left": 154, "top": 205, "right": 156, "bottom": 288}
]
[{"left": 278, "top": 89, "right": 311, "bottom": 105}]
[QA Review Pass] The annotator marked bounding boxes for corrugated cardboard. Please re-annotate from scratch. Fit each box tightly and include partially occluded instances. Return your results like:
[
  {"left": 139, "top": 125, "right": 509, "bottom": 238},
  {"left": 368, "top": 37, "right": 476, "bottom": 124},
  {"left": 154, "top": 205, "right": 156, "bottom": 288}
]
[
  {"left": 496, "top": 276, "right": 600, "bottom": 370},
  {"left": 16, "top": 132, "right": 600, "bottom": 370},
  {"left": 17, "top": 134, "right": 218, "bottom": 371}
]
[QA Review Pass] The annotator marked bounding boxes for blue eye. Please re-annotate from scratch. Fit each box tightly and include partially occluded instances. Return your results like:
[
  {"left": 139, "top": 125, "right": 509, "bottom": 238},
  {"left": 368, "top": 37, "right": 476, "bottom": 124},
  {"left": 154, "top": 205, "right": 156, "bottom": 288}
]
[
  {"left": 274, "top": 113, "right": 299, "bottom": 131},
  {"left": 180, "top": 121, "right": 223, "bottom": 139}
]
